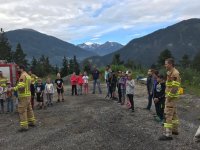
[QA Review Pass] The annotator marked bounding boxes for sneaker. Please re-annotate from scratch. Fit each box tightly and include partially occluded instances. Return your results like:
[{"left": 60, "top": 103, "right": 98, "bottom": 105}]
[
  {"left": 57, "top": 99, "right": 60, "bottom": 103},
  {"left": 18, "top": 128, "right": 28, "bottom": 132},
  {"left": 132, "top": 109, "right": 135, "bottom": 112},
  {"left": 158, "top": 135, "right": 173, "bottom": 141},
  {"left": 62, "top": 99, "right": 64, "bottom": 102}
]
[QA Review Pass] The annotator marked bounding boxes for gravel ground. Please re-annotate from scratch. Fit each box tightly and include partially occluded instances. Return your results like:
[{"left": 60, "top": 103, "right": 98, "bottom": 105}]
[{"left": 0, "top": 83, "right": 200, "bottom": 150}]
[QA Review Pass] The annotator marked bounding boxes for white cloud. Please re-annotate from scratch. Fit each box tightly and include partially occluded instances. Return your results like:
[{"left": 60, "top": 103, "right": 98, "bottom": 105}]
[{"left": 0, "top": 0, "right": 200, "bottom": 44}]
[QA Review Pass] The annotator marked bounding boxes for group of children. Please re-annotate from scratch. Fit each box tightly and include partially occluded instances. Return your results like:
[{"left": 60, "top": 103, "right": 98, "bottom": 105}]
[
  {"left": 70, "top": 71, "right": 89, "bottom": 96},
  {"left": 105, "top": 66, "right": 135, "bottom": 112}
]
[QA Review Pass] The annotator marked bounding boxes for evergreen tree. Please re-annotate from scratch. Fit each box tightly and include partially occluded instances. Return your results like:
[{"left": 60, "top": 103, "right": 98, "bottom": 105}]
[
  {"left": 112, "top": 54, "right": 124, "bottom": 65},
  {"left": 82, "top": 59, "right": 91, "bottom": 74},
  {"left": 73, "top": 55, "right": 80, "bottom": 74},
  {"left": 179, "top": 54, "right": 191, "bottom": 68},
  {"left": 192, "top": 52, "right": 200, "bottom": 71},
  {"left": 0, "top": 28, "right": 12, "bottom": 62},
  {"left": 124, "top": 59, "right": 135, "bottom": 69},
  {"left": 157, "top": 49, "right": 173, "bottom": 67},
  {"left": 13, "top": 43, "right": 28, "bottom": 67},
  {"left": 60, "top": 56, "right": 69, "bottom": 77},
  {"left": 68, "top": 58, "right": 75, "bottom": 74}
]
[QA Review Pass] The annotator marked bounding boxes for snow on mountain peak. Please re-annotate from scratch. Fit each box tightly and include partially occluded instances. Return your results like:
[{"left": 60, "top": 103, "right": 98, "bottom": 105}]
[{"left": 85, "top": 42, "right": 94, "bottom": 45}]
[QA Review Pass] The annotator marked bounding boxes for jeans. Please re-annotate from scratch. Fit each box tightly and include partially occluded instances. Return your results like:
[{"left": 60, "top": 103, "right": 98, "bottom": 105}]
[
  {"left": 77, "top": 85, "right": 83, "bottom": 95},
  {"left": 106, "top": 81, "right": 110, "bottom": 96},
  {"left": 46, "top": 93, "right": 53, "bottom": 105},
  {"left": 7, "top": 98, "right": 14, "bottom": 112},
  {"left": 93, "top": 79, "right": 102, "bottom": 94},
  {"left": 147, "top": 93, "right": 153, "bottom": 109}
]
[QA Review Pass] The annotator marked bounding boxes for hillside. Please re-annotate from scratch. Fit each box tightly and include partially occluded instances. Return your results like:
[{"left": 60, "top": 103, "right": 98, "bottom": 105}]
[
  {"left": 87, "top": 18, "right": 200, "bottom": 66},
  {"left": 6, "top": 29, "right": 97, "bottom": 65}
]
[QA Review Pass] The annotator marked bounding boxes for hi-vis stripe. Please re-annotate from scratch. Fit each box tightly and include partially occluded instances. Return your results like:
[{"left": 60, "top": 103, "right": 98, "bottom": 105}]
[
  {"left": 166, "top": 81, "right": 172, "bottom": 86},
  {"left": 166, "top": 92, "right": 179, "bottom": 98},
  {"left": 172, "top": 81, "right": 180, "bottom": 87},
  {"left": 166, "top": 81, "right": 180, "bottom": 87},
  {"left": 172, "top": 120, "right": 179, "bottom": 125},
  {"left": 28, "top": 117, "right": 36, "bottom": 123},
  {"left": 20, "top": 121, "right": 28, "bottom": 127},
  {"left": 164, "top": 123, "right": 173, "bottom": 129}
]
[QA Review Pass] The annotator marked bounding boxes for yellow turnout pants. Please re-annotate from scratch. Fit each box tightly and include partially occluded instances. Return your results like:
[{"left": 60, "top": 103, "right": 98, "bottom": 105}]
[
  {"left": 164, "top": 98, "right": 179, "bottom": 136},
  {"left": 18, "top": 96, "right": 36, "bottom": 129}
]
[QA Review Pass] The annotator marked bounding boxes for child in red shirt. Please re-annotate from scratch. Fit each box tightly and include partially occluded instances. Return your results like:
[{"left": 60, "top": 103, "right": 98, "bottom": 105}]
[{"left": 70, "top": 72, "right": 77, "bottom": 96}]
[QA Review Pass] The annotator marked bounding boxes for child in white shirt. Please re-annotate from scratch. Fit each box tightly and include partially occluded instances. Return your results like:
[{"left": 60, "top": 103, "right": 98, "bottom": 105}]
[
  {"left": 82, "top": 72, "right": 89, "bottom": 94},
  {"left": 45, "top": 78, "right": 54, "bottom": 106}
]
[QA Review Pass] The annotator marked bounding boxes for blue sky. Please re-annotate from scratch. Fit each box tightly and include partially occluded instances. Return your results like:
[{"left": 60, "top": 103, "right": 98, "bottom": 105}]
[{"left": 1, "top": 0, "right": 200, "bottom": 45}]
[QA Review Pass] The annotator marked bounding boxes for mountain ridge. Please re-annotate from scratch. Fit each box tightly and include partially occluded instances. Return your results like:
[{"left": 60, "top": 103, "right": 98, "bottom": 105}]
[{"left": 86, "top": 18, "right": 200, "bottom": 66}]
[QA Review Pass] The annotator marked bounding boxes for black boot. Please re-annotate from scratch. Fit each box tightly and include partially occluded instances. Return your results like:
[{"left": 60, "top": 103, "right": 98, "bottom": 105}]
[{"left": 158, "top": 135, "right": 173, "bottom": 141}]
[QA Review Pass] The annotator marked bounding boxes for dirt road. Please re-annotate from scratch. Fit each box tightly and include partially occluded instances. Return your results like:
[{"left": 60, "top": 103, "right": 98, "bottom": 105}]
[{"left": 0, "top": 83, "right": 200, "bottom": 150}]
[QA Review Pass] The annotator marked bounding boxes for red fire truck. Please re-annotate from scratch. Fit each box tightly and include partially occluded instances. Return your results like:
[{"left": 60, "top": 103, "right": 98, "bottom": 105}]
[{"left": 0, "top": 60, "right": 19, "bottom": 86}]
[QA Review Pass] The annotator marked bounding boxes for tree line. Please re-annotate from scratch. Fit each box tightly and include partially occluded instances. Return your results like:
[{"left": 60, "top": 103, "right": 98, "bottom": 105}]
[{"left": 0, "top": 28, "right": 81, "bottom": 78}]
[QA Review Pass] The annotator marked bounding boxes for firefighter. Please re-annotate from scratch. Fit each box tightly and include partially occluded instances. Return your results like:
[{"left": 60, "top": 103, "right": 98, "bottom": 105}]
[
  {"left": 159, "top": 58, "right": 181, "bottom": 141},
  {"left": 0, "top": 71, "right": 7, "bottom": 88},
  {"left": 12, "top": 65, "right": 36, "bottom": 132}
]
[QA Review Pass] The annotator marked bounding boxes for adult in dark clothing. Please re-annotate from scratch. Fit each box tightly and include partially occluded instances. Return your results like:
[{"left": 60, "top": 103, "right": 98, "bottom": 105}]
[
  {"left": 153, "top": 75, "right": 166, "bottom": 121},
  {"left": 92, "top": 66, "right": 102, "bottom": 94},
  {"left": 146, "top": 69, "right": 154, "bottom": 110}
]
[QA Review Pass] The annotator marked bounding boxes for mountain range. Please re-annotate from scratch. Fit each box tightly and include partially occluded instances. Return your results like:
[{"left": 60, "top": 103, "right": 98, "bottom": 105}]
[
  {"left": 6, "top": 29, "right": 97, "bottom": 65},
  {"left": 77, "top": 41, "right": 123, "bottom": 56},
  {"left": 87, "top": 18, "right": 200, "bottom": 66}
]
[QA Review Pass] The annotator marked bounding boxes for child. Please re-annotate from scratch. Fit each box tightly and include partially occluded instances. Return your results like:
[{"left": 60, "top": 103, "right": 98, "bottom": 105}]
[
  {"left": 5, "top": 81, "right": 14, "bottom": 113},
  {"left": 117, "top": 71, "right": 122, "bottom": 103},
  {"left": 111, "top": 71, "right": 118, "bottom": 100},
  {"left": 70, "top": 72, "right": 77, "bottom": 96},
  {"left": 45, "top": 77, "right": 54, "bottom": 106},
  {"left": 35, "top": 78, "right": 45, "bottom": 109},
  {"left": 126, "top": 74, "right": 135, "bottom": 112},
  {"left": 118, "top": 72, "right": 126, "bottom": 105},
  {"left": 77, "top": 73, "right": 84, "bottom": 95},
  {"left": 153, "top": 74, "right": 166, "bottom": 122},
  {"left": 55, "top": 73, "right": 64, "bottom": 102},
  {"left": 0, "top": 85, "right": 5, "bottom": 113},
  {"left": 82, "top": 71, "right": 89, "bottom": 94}
]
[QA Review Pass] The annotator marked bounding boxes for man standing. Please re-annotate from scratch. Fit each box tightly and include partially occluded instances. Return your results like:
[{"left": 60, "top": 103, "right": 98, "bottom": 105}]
[
  {"left": 146, "top": 69, "right": 154, "bottom": 110},
  {"left": 13, "top": 65, "right": 36, "bottom": 132},
  {"left": 92, "top": 66, "right": 102, "bottom": 94},
  {"left": 159, "top": 58, "right": 181, "bottom": 141}
]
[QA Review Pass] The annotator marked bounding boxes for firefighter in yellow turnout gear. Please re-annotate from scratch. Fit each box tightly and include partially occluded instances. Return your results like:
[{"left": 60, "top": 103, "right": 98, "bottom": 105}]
[
  {"left": 159, "top": 58, "right": 181, "bottom": 141},
  {"left": 0, "top": 71, "right": 7, "bottom": 88},
  {"left": 13, "top": 65, "right": 36, "bottom": 132}
]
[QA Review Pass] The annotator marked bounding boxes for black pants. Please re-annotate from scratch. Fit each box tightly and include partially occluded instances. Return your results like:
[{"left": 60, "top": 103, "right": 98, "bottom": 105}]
[
  {"left": 72, "top": 85, "right": 77, "bottom": 95},
  {"left": 118, "top": 86, "right": 122, "bottom": 102},
  {"left": 154, "top": 98, "right": 165, "bottom": 120},
  {"left": 127, "top": 94, "right": 134, "bottom": 110}
]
